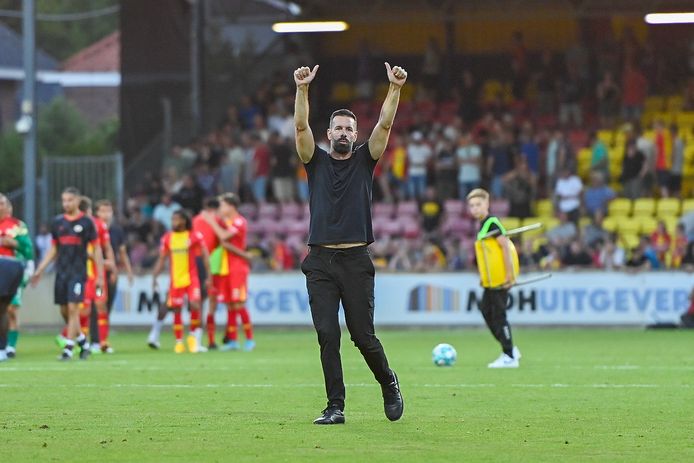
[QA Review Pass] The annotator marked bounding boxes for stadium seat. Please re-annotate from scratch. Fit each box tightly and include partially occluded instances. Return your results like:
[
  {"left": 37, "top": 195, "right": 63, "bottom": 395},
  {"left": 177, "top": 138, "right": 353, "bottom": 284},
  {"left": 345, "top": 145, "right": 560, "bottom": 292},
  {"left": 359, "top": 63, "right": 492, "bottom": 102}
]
[
  {"left": 501, "top": 217, "right": 521, "bottom": 231},
  {"left": 238, "top": 203, "right": 257, "bottom": 220},
  {"left": 662, "top": 216, "right": 679, "bottom": 235},
  {"left": 667, "top": 95, "right": 684, "bottom": 112},
  {"left": 632, "top": 198, "right": 655, "bottom": 217},
  {"left": 607, "top": 198, "right": 632, "bottom": 217},
  {"left": 373, "top": 202, "right": 395, "bottom": 218},
  {"left": 597, "top": 130, "right": 613, "bottom": 145},
  {"left": 681, "top": 199, "right": 694, "bottom": 215},
  {"left": 677, "top": 111, "right": 694, "bottom": 128},
  {"left": 543, "top": 217, "right": 560, "bottom": 232},
  {"left": 396, "top": 201, "right": 419, "bottom": 218},
  {"left": 638, "top": 216, "right": 658, "bottom": 235},
  {"left": 444, "top": 199, "right": 466, "bottom": 217},
  {"left": 257, "top": 203, "right": 279, "bottom": 220},
  {"left": 618, "top": 217, "right": 641, "bottom": 235},
  {"left": 330, "top": 82, "right": 355, "bottom": 102},
  {"left": 401, "top": 218, "right": 421, "bottom": 239},
  {"left": 644, "top": 95, "right": 665, "bottom": 112},
  {"left": 656, "top": 198, "right": 681, "bottom": 218},
  {"left": 534, "top": 199, "right": 554, "bottom": 217},
  {"left": 620, "top": 233, "right": 640, "bottom": 250},
  {"left": 279, "top": 202, "right": 301, "bottom": 220},
  {"left": 490, "top": 199, "right": 510, "bottom": 217},
  {"left": 442, "top": 216, "right": 474, "bottom": 236},
  {"left": 602, "top": 216, "right": 619, "bottom": 233}
]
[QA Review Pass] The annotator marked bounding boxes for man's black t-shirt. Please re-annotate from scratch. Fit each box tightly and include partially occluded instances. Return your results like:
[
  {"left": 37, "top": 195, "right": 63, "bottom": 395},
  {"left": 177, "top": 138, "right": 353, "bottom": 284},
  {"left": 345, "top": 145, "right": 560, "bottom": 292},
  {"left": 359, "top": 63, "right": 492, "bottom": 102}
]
[
  {"left": 109, "top": 222, "right": 126, "bottom": 265},
  {"left": 50, "top": 213, "right": 97, "bottom": 280},
  {"left": 304, "top": 143, "right": 377, "bottom": 245}
]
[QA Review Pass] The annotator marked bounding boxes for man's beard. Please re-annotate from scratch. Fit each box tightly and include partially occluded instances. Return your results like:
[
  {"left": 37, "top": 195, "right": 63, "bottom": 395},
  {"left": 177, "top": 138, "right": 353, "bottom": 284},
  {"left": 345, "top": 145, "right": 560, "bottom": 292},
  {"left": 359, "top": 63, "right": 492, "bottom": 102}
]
[{"left": 332, "top": 138, "right": 353, "bottom": 154}]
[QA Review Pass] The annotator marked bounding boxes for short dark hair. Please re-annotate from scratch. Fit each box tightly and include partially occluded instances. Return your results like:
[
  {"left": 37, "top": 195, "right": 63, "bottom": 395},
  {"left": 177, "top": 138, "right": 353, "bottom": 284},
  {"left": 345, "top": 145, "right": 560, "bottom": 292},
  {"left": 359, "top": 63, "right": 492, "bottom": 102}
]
[
  {"left": 173, "top": 209, "right": 192, "bottom": 230},
  {"left": 95, "top": 199, "right": 112, "bottom": 212},
  {"left": 204, "top": 197, "right": 220, "bottom": 209},
  {"left": 63, "top": 186, "right": 81, "bottom": 196},
  {"left": 329, "top": 109, "right": 357, "bottom": 128},
  {"left": 78, "top": 196, "right": 92, "bottom": 213},
  {"left": 219, "top": 193, "right": 240, "bottom": 208}
]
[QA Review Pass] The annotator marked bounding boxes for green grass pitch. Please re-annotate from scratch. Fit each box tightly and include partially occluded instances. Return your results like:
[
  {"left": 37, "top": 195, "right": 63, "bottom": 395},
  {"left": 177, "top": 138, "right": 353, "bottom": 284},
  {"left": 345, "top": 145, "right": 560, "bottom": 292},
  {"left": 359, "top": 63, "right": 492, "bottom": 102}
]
[{"left": 1, "top": 328, "right": 693, "bottom": 462}]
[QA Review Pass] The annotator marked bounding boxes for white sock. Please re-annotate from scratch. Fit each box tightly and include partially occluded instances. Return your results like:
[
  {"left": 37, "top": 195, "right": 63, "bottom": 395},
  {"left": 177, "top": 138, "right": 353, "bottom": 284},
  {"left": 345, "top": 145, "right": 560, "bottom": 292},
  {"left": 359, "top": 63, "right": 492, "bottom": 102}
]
[
  {"left": 149, "top": 319, "right": 164, "bottom": 342},
  {"left": 194, "top": 327, "right": 203, "bottom": 344},
  {"left": 6, "top": 346, "right": 15, "bottom": 353}
]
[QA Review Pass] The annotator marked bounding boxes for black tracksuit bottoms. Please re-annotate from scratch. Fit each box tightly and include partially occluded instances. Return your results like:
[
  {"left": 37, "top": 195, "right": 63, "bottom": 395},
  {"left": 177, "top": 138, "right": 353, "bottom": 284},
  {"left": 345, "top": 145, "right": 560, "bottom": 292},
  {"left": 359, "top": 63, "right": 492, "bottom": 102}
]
[{"left": 301, "top": 245, "right": 392, "bottom": 411}]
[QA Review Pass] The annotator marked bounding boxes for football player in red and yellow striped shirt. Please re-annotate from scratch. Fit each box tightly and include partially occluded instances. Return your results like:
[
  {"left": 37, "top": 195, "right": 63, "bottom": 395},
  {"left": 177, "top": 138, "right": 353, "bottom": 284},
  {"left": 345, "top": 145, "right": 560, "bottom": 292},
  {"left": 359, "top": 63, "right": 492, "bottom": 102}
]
[{"left": 151, "top": 210, "right": 211, "bottom": 353}]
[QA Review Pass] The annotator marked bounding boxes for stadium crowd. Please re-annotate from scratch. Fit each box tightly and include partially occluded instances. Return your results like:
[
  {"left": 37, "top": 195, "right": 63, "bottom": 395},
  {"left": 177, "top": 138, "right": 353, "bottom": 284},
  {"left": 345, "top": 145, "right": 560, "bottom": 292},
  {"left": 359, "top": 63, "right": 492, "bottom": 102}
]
[{"left": 89, "top": 30, "right": 694, "bottom": 274}]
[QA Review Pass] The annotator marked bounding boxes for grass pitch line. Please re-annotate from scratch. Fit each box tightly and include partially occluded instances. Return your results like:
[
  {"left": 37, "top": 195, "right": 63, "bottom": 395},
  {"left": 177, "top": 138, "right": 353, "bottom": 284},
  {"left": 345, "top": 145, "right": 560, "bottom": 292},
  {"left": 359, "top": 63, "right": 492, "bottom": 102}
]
[{"left": 0, "top": 382, "right": 689, "bottom": 389}]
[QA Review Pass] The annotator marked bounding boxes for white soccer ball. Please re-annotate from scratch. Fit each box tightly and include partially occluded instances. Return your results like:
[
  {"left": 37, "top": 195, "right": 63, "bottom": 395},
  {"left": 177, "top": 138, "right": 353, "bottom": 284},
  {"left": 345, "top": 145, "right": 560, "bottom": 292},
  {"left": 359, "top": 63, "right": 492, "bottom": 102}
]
[{"left": 432, "top": 343, "right": 457, "bottom": 367}]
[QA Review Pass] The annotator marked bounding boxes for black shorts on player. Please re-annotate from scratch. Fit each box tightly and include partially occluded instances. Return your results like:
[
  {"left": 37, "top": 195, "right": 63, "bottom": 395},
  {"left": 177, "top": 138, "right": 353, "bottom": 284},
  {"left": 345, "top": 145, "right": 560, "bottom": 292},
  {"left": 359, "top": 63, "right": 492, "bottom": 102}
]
[{"left": 54, "top": 273, "right": 86, "bottom": 305}]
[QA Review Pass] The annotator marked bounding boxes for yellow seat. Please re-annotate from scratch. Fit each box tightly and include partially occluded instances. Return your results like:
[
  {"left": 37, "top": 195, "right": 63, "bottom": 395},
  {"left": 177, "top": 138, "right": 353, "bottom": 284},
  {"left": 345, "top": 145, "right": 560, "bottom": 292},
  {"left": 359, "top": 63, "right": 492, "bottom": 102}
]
[
  {"left": 579, "top": 217, "right": 591, "bottom": 230},
  {"left": 608, "top": 198, "right": 632, "bottom": 217},
  {"left": 597, "top": 130, "right": 613, "bottom": 145},
  {"left": 639, "top": 217, "right": 658, "bottom": 235},
  {"left": 644, "top": 96, "right": 665, "bottom": 111},
  {"left": 677, "top": 111, "right": 694, "bottom": 128},
  {"left": 682, "top": 199, "right": 694, "bottom": 214},
  {"left": 543, "top": 217, "right": 560, "bottom": 232},
  {"left": 667, "top": 95, "right": 684, "bottom": 111},
  {"left": 662, "top": 216, "right": 679, "bottom": 235},
  {"left": 531, "top": 237, "right": 548, "bottom": 252},
  {"left": 520, "top": 216, "right": 544, "bottom": 238},
  {"left": 656, "top": 198, "right": 681, "bottom": 218},
  {"left": 602, "top": 216, "right": 619, "bottom": 233},
  {"left": 620, "top": 233, "right": 640, "bottom": 250},
  {"left": 330, "top": 82, "right": 355, "bottom": 102},
  {"left": 534, "top": 199, "right": 554, "bottom": 217},
  {"left": 502, "top": 217, "right": 521, "bottom": 231},
  {"left": 632, "top": 198, "right": 655, "bottom": 217},
  {"left": 618, "top": 217, "right": 641, "bottom": 235}
]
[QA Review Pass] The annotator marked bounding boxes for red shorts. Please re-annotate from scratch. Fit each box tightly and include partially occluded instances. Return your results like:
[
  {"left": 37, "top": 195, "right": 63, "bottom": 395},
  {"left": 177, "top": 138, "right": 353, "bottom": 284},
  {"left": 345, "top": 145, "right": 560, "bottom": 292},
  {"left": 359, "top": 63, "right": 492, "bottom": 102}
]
[
  {"left": 214, "top": 271, "right": 248, "bottom": 304},
  {"left": 84, "top": 275, "right": 107, "bottom": 306},
  {"left": 167, "top": 282, "right": 201, "bottom": 309}
]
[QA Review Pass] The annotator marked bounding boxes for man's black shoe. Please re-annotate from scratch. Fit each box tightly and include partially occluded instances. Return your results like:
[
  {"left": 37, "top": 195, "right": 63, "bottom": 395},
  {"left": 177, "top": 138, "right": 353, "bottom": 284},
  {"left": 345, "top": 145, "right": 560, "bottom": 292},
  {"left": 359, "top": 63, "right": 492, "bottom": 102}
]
[
  {"left": 313, "top": 407, "right": 345, "bottom": 425},
  {"left": 208, "top": 342, "right": 218, "bottom": 350},
  {"left": 382, "top": 370, "right": 403, "bottom": 421},
  {"left": 79, "top": 347, "right": 91, "bottom": 360}
]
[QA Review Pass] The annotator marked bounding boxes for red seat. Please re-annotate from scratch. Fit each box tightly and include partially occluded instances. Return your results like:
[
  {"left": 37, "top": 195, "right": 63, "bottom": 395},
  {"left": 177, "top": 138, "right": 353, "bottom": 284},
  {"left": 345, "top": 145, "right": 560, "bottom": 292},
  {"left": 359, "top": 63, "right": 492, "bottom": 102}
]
[
  {"left": 373, "top": 202, "right": 395, "bottom": 218},
  {"left": 444, "top": 200, "right": 466, "bottom": 217},
  {"left": 257, "top": 203, "right": 279, "bottom": 220},
  {"left": 238, "top": 203, "right": 257, "bottom": 220},
  {"left": 490, "top": 199, "right": 510, "bottom": 217},
  {"left": 396, "top": 201, "right": 419, "bottom": 218},
  {"left": 280, "top": 202, "right": 301, "bottom": 220}
]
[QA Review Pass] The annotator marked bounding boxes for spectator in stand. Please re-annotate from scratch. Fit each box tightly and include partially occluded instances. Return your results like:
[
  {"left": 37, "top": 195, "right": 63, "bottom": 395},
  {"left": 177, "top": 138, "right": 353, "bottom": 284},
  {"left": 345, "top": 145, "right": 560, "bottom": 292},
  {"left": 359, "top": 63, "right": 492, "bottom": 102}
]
[
  {"left": 653, "top": 120, "right": 671, "bottom": 198},
  {"left": 487, "top": 125, "right": 514, "bottom": 199},
  {"left": 554, "top": 167, "right": 583, "bottom": 223},
  {"left": 455, "top": 131, "right": 481, "bottom": 199},
  {"left": 434, "top": 136, "right": 458, "bottom": 200},
  {"left": 251, "top": 133, "right": 271, "bottom": 203},
  {"left": 195, "top": 162, "right": 218, "bottom": 198},
  {"left": 267, "top": 103, "right": 294, "bottom": 141},
  {"left": 619, "top": 141, "right": 647, "bottom": 200},
  {"left": 386, "top": 134, "right": 408, "bottom": 201},
  {"left": 269, "top": 235, "right": 295, "bottom": 270},
  {"left": 540, "top": 245, "right": 562, "bottom": 270},
  {"left": 163, "top": 144, "right": 195, "bottom": 179},
  {"left": 422, "top": 38, "right": 442, "bottom": 99},
  {"left": 682, "top": 240, "right": 694, "bottom": 271},
  {"left": 583, "top": 171, "right": 615, "bottom": 217},
  {"left": 545, "top": 129, "right": 570, "bottom": 198},
  {"left": 152, "top": 193, "right": 182, "bottom": 231},
  {"left": 621, "top": 61, "right": 648, "bottom": 122},
  {"left": 589, "top": 131, "right": 609, "bottom": 181},
  {"left": 598, "top": 234, "right": 625, "bottom": 270},
  {"left": 388, "top": 239, "right": 414, "bottom": 271},
  {"left": 582, "top": 210, "right": 609, "bottom": 248},
  {"left": 511, "top": 31, "right": 528, "bottom": 81},
  {"left": 534, "top": 50, "right": 556, "bottom": 116},
  {"left": 562, "top": 240, "right": 593, "bottom": 268},
  {"left": 558, "top": 64, "right": 584, "bottom": 127},
  {"left": 518, "top": 239, "right": 539, "bottom": 271},
  {"left": 503, "top": 156, "right": 535, "bottom": 219},
  {"left": 671, "top": 224, "right": 688, "bottom": 269},
  {"left": 640, "top": 236, "right": 661, "bottom": 269},
  {"left": 406, "top": 131, "right": 432, "bottom": 199},
  {"left": 34, "top": 223, "right": 53, "bottom": 266},
  {"left": 219, "top": 135, "right": 245, "bottom": 196},
  {"left": 650, "top": 220, "right": 671, "bottom": 265},
  {"left": 669, "top": 124, "right": 685, "bottom": 198},
  {"left": 239, "top": 95, "right": 261, "bottom": 130},
  {"left": 458, "top": 70, "right": 480, "bottom": 124},
  {"left": 596, "top": 71, "right": 621, "bottom": 127},
  {"left": 519, "top": 121, "right": 540, "bottom": 175},
  {"left": 269, "top": 132, "right": 295, "bottom": 203},
  {"left": 447, "top": 238, "right": 468, "bottom": 271},
  {"left": 625, "top": 246, "right": 650, "bottom": 271},
  {"left": 546, "top": 211, "right": 578, "bottom": 247},
  {"left": 173, "top": 174, "right": 205, "bottom": 214},
  {"left": 419, "top": 187, "right": 443, "bottom": 234}
]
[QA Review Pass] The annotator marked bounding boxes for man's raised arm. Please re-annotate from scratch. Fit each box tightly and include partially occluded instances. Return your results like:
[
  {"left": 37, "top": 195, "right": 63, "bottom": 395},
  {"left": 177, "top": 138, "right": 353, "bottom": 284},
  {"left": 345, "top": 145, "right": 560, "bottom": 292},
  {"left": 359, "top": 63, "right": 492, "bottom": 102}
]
[
  {"left": 294, "top": 65, "right": 319, "bottom": 164},
  {"left": 369, "top": 62, "right": 408, "bottom": 160}
]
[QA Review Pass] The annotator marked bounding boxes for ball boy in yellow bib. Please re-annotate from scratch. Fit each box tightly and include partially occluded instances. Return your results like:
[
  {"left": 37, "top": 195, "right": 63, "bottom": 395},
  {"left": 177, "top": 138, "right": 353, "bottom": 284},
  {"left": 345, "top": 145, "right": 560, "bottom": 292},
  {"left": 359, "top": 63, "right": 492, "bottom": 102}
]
[{"left": 467, "top": 188, "right": 521, "bottom": 368}]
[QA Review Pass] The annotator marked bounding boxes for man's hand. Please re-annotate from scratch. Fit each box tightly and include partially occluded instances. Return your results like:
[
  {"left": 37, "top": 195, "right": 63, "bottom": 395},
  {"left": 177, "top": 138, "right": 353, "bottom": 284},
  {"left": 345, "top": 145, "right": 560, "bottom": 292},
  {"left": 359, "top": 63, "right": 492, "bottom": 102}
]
[
  {"left": 294, "top": 65, "right": 319, "bottom": 86},
  {"left": 385, "top": 62, "right": 407, "bottom": 88},
  {"left": 0, "top": 236, "right": 18, "bottom": 248},
  {"left": 30, "top": 270, "right": 42, "bottom": 288}
]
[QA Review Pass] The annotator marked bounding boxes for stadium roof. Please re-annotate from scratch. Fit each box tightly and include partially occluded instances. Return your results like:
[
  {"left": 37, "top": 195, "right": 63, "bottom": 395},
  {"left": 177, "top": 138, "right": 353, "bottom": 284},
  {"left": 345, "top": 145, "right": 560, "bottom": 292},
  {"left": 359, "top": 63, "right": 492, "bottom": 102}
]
[{"left": 0, "top": 20, "right": 57, "bottom": 70}]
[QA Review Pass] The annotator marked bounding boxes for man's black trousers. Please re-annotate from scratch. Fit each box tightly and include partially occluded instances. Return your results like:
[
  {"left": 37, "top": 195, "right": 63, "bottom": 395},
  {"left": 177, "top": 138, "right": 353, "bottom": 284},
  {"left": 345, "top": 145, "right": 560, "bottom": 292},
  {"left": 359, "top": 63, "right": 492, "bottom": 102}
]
[{"left": 301, "top": 245, "right": 392, "bottom": 410}]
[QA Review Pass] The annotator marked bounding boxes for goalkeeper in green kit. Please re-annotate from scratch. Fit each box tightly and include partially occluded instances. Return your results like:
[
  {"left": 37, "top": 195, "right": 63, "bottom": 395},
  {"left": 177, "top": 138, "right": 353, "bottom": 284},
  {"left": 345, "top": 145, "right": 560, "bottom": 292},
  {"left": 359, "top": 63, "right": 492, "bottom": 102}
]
[{"left": 0, "top": 197, "right": 35, "bottom": 359}]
